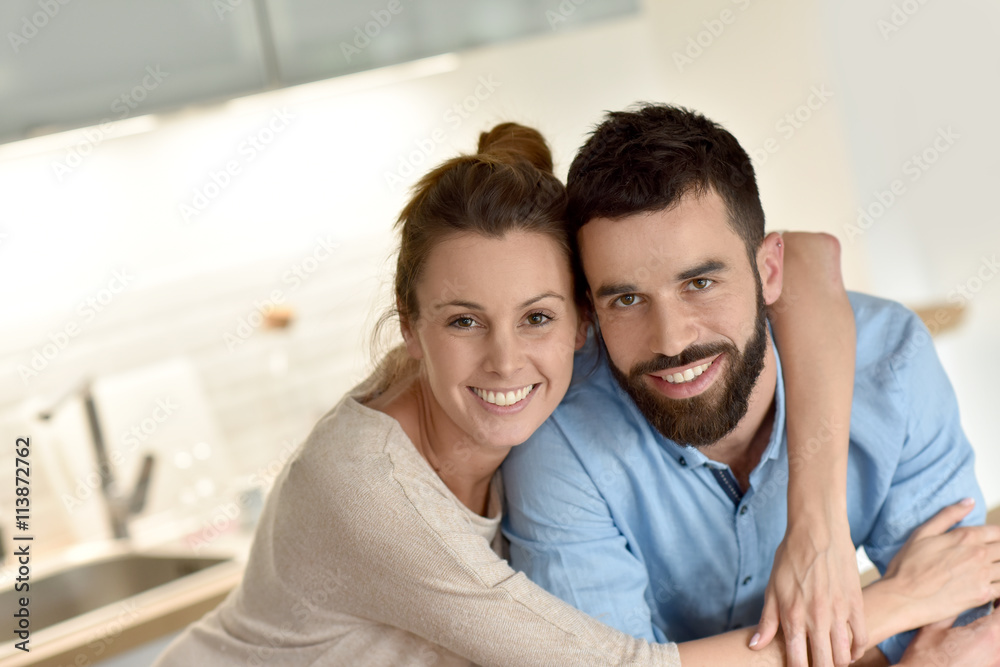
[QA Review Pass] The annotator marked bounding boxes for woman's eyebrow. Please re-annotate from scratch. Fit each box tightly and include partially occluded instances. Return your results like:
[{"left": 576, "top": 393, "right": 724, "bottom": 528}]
[
  {"left": 434, "top": 299, "right": 481, "bottom": 312},
  {"left": 519, "top": 292, "right": 564, "bottom": 308},
  {"left": 433, "top": 292, "right": 564, "bottom": 311}
]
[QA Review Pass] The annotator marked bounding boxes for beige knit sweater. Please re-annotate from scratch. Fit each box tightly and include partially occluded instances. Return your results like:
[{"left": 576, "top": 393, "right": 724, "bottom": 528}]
[{"left": 154, "top": 395, "right": 681, "bottom": 666}]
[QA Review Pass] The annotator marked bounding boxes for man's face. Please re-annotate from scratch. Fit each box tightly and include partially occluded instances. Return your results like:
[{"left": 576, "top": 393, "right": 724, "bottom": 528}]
[{"left": 578, "top": 191, "right": 774, "bottom": 447}]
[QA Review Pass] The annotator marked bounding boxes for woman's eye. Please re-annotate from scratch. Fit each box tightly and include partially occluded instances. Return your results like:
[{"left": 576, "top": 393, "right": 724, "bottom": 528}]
[
  {"left": 451, "top": 316, "right": 477, "bottom": 328},
  {"left": 689, "top": 279, "right": 713, "bottom": 290},
  {"left": 526, "top": 312, "right": 551, "bottom": 326}
]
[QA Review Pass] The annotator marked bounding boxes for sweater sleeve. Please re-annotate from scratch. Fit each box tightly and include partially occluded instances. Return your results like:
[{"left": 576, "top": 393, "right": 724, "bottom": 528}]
[{"left": 270, "top": 418, "right": 681, "bottom": 667}]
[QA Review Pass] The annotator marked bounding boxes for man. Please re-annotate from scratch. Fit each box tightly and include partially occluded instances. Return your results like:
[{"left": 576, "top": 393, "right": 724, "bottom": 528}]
[{"left": 502, "top": 104, "right": 994, "bottom": 665}]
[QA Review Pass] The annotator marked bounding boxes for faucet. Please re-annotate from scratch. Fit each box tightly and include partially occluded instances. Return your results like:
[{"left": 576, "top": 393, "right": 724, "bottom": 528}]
[{"left": 39, "top": 380, "right": 155, "bottom": 539}]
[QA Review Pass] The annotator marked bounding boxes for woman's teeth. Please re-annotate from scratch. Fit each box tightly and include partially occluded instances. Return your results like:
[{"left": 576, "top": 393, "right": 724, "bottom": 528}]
[
  {"left": 663, "top": 362, "right": 712, "bottom": 384},
  {"left": 474, "top": 384, "right": 534, "bottom": 406}
]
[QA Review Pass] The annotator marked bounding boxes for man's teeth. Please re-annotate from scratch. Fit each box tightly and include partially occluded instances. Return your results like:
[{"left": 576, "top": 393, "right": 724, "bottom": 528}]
[
  {"left": 663, "top": 362, "right": 711, "bottom": 384},
  {"left": 474, "top": 384, "right": 534, "bottom": 406}
]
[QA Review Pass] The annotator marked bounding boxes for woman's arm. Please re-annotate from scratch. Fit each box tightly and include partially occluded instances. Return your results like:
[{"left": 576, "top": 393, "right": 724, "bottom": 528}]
[{"left": 755, "top": 231, "right": 864, "bottom": 667}]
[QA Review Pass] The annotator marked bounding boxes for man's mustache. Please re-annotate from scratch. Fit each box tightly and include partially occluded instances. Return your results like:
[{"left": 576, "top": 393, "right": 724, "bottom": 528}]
[{"left": 629, "top": 342, "right": 735, "bottom": 378}]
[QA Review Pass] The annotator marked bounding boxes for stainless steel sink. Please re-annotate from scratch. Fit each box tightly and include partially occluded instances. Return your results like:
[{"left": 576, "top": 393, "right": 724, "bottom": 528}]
[{"left": 0, "top": 553, "right": 228, "bottom": 633}]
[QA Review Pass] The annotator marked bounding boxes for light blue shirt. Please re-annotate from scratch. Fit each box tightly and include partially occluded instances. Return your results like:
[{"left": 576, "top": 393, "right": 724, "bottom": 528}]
[{"left": 502, "top": 292, "right": 986, "bottom": 663}]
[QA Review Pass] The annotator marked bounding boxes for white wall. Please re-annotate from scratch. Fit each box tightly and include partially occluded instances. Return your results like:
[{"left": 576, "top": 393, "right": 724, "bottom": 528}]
[{"left": 0, "top": 0, "right": 996, "bottom": 557}]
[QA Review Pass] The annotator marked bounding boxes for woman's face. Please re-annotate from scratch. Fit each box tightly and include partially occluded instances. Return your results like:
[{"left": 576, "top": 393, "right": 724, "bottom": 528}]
[{"left": 404, "top": 230, "right": 586, "bottom": 449}]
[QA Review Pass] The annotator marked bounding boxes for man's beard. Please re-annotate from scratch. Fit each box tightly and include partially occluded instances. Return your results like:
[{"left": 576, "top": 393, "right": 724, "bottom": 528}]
[{"left": 607, "top": 287, "right": 768, "bottom": 448}]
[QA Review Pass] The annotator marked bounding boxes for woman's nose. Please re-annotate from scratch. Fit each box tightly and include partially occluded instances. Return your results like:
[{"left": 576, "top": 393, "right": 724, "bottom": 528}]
[{"left": 483, "top": 329, "right": 526, "bottom": 378}]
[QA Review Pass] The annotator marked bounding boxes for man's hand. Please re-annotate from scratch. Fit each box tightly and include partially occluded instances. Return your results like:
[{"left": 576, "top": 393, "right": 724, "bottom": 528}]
[
  {"left": 880, "top": 498, "right": 1000, "bottom": 629},
  {"left": 753, "top": 509, "right": 866, "bottom": 667},
  {"left": 897, "top": 612, "right": 1000, "bottom": 666}
]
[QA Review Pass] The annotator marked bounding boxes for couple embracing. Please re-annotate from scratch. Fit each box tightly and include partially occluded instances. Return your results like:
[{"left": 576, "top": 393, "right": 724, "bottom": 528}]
[{"left": 157, "top": 104, "right": 1000, "bottom": 666}]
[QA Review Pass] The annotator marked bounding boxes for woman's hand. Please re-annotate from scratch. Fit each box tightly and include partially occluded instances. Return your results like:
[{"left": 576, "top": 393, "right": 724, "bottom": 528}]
[
  {"left": 753, "top": 507, "right": 866, "bottom": 667},
  {"left": 879, "top": 498, "right": 1000, "bottom": 629}
]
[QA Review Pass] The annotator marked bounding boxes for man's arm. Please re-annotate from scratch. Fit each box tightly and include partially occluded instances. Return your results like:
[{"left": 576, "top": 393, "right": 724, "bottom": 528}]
[
  {"left": 678, "top": 499, "right": 1000, "bottom": 666},
  {"left": 861, "top": 301, "right": 989, "bottom": 663}
]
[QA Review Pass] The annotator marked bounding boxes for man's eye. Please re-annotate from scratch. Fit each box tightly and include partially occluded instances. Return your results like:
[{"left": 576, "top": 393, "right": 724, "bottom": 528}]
[
  {"left": 689, "top": 279, "right": 713, "bottom": 290},
  {"left": 615, "top": 294, "right": 640, "bottom": 307}
]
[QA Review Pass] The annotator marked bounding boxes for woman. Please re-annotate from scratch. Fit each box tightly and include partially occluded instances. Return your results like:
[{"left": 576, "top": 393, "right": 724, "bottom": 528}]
[{"left": 156, "top": 124, "right": 998, "bottom": 666}]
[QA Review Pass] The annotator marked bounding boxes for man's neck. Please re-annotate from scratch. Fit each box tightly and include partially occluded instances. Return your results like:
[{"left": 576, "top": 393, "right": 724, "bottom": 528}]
[{"left": 701, "top": 340, "right": 778, "bottom": 491}]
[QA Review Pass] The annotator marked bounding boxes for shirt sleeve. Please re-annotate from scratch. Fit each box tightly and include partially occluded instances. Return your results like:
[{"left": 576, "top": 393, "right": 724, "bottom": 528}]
[
  {"left": 503, "top": 417, "right": 667, "bottom": 644},
  {"left": 861, "top": 307, "right": 988, "bottom": 664},
  {"left": 297, "top": 436, "right": 681, "bottom": 667}
]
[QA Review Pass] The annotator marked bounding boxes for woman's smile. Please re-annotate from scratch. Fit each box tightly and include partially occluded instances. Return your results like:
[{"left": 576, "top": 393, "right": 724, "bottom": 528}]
[{"left": 468, "top": 383, "right": 539, "bottom": 413}]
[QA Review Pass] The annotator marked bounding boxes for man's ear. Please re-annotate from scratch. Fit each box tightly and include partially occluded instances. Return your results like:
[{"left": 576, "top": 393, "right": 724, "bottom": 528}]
[
  {"left": 400, "top": 313, "right": 424, "bottom": 361},
  {"left": 757, "top": 232, "right": 784, "bottom": 306}
]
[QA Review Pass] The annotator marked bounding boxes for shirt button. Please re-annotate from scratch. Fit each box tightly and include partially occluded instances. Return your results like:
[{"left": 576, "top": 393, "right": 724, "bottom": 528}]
[
  {"left": 678, "top": 456, "right": 687, "bottom": 467},
  {"left": 739, "top": 505, "right": 748, "bottom": 516},
  {"left": 742, "top": 576, "right": 752, "bottom": 586}
]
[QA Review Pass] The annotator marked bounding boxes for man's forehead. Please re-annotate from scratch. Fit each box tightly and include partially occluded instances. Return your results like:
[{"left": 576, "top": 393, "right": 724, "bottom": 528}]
[{"left": 578, "top": 200, "right": 744, "bottom": 276}]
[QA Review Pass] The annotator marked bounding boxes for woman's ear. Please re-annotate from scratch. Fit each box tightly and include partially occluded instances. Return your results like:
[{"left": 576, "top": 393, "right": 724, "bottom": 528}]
[
  {"left": 757, "top": 233, "right": 785, "bottom": 307},
  {"left": 400, "top": 314, "right": 424, "bottom": 361}
]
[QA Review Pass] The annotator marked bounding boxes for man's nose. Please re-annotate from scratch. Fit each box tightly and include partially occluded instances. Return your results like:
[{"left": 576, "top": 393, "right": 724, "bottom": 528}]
[
  {"left": 649, "top": 301, "right": 698, "bottom": 359},
  {"left": 483, "top": 329, "right": 526, "bottom": 378}
]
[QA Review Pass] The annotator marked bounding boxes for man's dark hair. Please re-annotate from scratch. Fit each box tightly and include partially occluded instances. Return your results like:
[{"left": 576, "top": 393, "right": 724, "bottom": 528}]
[{"left": 567, "top": 103, "right": 765, "bottom": 265}]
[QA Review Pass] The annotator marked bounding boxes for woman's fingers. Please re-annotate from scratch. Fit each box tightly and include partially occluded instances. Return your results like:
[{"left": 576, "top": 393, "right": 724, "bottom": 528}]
[
  {"left": 828, "top": 618, "right": 853, "bottom": 667},
  {"left": 910, "top": 497, "right": 976, "bottom": 540},
  {"left": 782, "top": 625, "right": 809, "bottom": 667},
  {"left": 751, "top": 595, "right": 780, "bottom": 650},
  {"left": 848, "top": 606, "right": 868, "bottom": 661}
]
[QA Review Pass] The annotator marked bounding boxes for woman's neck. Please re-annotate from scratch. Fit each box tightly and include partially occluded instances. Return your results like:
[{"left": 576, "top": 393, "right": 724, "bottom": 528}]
[{"left": 369, "top": 375, "right": 510, "bottom": 516}]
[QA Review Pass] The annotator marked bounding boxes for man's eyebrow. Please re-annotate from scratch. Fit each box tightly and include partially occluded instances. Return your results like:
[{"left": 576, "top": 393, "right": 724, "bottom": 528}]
[
  {"left": 433, "top": 292, "right": 564, "bottom": 311},
  {"left": 594, "top": 261, "right": 728, "bottom": 299},
  {"left": 676, "top": 260, "right": 727, "bottom": 282},
  {"left": 595, "top": 283, "right": 638, "bottom": 299}
]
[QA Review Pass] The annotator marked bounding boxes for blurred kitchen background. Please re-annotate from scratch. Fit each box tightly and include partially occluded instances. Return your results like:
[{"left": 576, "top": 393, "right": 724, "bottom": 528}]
[{"left": 0, "top": 0, "right": 997, "bottom": 664}]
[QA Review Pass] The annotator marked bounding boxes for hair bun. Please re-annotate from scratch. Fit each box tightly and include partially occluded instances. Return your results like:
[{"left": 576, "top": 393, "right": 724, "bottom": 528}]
[{"left": 477, "top": 122, "right": 554, "bottom": 174}]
